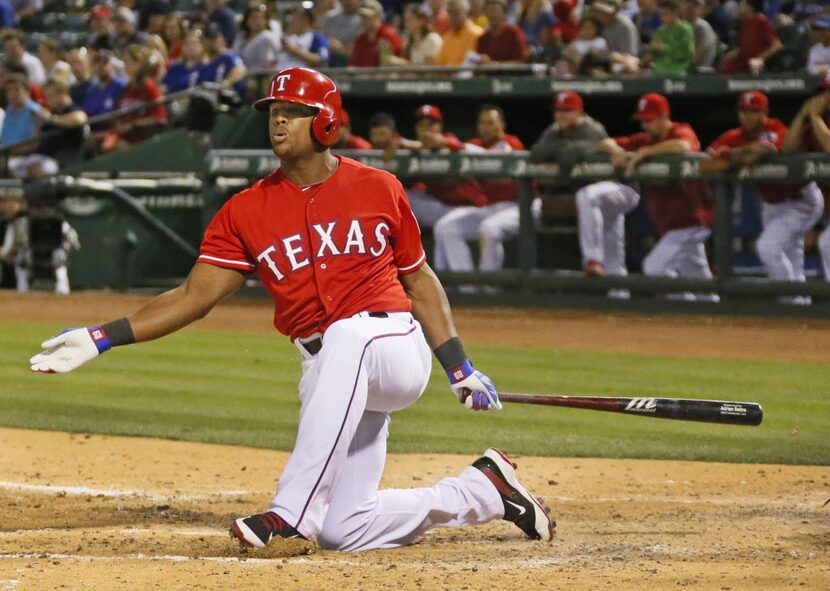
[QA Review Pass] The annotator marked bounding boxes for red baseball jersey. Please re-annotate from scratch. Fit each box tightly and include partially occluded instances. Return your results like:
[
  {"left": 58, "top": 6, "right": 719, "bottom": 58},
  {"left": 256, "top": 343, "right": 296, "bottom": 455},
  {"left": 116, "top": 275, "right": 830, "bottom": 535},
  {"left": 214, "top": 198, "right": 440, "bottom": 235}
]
[
  {"left": 801, "top": 114, "right": 830, "bottom": 211},
  {"left": 199, "top": 157, "right": 426, "bottom": 340},
  {"left": 343, "top": 134, "right": 372, "bottom": 150},
  {"left": 707, "top": 118, "right": 801, "bottom": 203},
  {"left": 467, "top": 134, "right": 525, "bottom": 204},
  {"left": 422, "top": 133, "right": 489, "bottom": 207},
  {"left": 614, "top": 122, "right": 713, "bottom": 235}
]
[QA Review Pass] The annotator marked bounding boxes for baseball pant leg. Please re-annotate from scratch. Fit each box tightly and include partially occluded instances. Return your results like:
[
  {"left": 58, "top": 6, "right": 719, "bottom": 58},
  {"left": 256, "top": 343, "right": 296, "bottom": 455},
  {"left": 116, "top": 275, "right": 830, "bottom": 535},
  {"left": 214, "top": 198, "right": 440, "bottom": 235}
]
[
  {"left": 600, "top": 184, "right": 640, "bottom": 276},
  {"left": 405, "top": 189, "right": 454, "bottom": 229},
  {"left": 478, "top": 202, "right": 522, "bottom": 271},
  {"left": 269, "top": 314, "right": 431, "bottom": 540},
  {"left": 432, "top": 206, "right": 489, "bottom": 271},
  {"left": 819, "top": 224, "right": 830, "bottom": 281},
  {"left": 642, "top": 230, "right": 685, "bottom": 278}
]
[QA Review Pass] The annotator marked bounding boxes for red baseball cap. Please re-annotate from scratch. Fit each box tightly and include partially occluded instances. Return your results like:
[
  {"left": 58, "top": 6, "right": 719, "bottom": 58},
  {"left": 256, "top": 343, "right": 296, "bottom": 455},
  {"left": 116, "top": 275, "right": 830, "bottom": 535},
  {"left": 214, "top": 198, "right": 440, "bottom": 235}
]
[
  {"left": 633, "top": 93, "right": 670, "bottom": 120},
  {"left": 415, "top": 104, "right": 442, "bottom": 122},
  {"left": 90, "top": 4, "right": 113, "bottom": 19},
  {"left": 554, "top": 91, "right": 583, "bottom": 112},
  {"left": 737, "top": 90, "right": 768, "bottom": 112}
]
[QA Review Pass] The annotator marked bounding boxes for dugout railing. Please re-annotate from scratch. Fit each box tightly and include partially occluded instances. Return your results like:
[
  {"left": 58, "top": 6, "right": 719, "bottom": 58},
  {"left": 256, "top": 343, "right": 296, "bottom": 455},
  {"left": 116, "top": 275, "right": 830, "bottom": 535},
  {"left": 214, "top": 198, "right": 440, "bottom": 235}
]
[{"left": 204, "top": 150, "right": 830, "bottom": 312}]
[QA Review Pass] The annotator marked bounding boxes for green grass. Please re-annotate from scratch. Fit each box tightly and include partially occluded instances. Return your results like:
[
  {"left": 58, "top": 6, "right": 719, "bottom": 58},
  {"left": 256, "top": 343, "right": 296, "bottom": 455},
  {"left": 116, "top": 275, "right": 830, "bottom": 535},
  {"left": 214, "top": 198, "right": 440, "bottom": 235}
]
[{"left": 2, "top": 321, "right": 829, "bottom": 465}]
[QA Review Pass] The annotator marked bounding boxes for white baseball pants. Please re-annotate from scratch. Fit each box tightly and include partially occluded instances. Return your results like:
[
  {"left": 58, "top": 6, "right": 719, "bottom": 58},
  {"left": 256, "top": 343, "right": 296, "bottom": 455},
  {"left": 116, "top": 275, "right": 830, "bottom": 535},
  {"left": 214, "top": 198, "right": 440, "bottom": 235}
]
[
  {"left": 642, "top": 226, "right": 717, "bottom": 303},
  {"left": 432, "top": 200, "right": 541, "bottom": 271},
  {"left": 819, "top": 224, "right": 830, "bottom": 281},
  {"left": 405, "top": 189, "right": 456, "bottom": 229},
  {"left": 756, "top": 182, "right": 824, "bottom": 283},
  {"left": 575, "top": 182, "right": 641, "bottom": 275},
  {"left": 269, "top": 312, "right": 503, "bottom": 551}
]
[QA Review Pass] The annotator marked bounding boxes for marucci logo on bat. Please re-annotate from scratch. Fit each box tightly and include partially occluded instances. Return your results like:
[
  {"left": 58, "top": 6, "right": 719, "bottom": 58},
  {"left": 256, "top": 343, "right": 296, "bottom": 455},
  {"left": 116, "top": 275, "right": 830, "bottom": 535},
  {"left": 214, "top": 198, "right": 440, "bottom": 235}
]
[{"left": 624, "top": 398, "right": 658, "bottom": 413}]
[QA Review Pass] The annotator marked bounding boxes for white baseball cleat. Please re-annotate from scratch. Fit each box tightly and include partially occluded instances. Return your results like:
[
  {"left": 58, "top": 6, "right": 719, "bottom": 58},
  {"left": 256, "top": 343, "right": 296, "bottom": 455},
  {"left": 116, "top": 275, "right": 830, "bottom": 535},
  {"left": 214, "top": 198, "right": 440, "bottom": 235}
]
[{"left": 473, "top": 448, "right": 556, "bottom": 542}]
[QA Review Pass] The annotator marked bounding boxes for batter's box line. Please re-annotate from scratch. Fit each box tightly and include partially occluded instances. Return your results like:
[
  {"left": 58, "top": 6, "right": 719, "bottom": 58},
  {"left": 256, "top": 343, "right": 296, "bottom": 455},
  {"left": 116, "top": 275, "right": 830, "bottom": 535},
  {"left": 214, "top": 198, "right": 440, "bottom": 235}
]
[{"left": 0, "top": 481, "right": 258, "bottom": 501}]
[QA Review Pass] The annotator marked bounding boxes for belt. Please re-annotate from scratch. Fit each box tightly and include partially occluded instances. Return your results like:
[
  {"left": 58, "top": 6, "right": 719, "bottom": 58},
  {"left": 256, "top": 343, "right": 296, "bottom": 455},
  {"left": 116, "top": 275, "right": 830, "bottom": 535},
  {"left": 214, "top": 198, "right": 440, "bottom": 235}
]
[{"left": 297, "top": 312, "right": 389, "bottom": 357}]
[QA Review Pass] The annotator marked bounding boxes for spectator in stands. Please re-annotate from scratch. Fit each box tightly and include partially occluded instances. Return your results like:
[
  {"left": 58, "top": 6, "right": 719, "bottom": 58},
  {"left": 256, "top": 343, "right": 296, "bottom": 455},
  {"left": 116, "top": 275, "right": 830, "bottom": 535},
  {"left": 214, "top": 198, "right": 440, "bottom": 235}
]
[
  {"left": 515, "top": 0, "right": 556, "bottom": 58},
  {"left": 144, "top": 35, "right": 169, "bottom": 82},
  {"left": 350, "top": 0, "right": 403, "bottom": 67},
  {"left": 277, "top": 6, "right": 330, "bottom": 69},
  {"left": 67, "top": 48, "right": 94, "bottom": 106},
  {"left": 718, "top": 0, "right": 782, "bottom": 73},
  {"left": 781, "top": 80, "right": 830, "bottom": 284},
  {"left": 162, "top": 31, "right": 205, "bottom": 93},
  {"left": 9, "top": 0, "right": 42, "bottom": 23},
  {"left": 807, "top": 16, "right": 830, "bottom": 76},
  {"left": 204, "top": 0, "right": 238, "bottom": 46},
  {"left": 432, "top": 104, "right": 526, "bottom": 278},
  {"left": 234, "top": 4, "right": 282, "bottom": 71},
  {"left": 138, "top": 0, "right": 171, "bottom": 35},
  {"left": 436, "top": 0, "right": 484, "bottom": 65},
  {"left": 681, "top": 0, "right": 718, "bottom": 71},
  {"left": 635, "top": 0, "right": 662, "bottom": 46},
  {"left": 1, "top": 61, "right": 46, "bottom": 107},
  {"left": 14, "top": 78, "right": 88, "bottom": 178},
  {"left": 89, "top": 4, "right": 116, "bottom": 50},
  {"left": 163, "top": 13, "right": 186, "bottom": 60},
  {"left": 469, "top": 0, "right": 488, "bottom": 28},
  {"left": 790, "top": 0, "right": 830, "bottom": 24},
  {"left": 552, "top": 0, "right": 578, "bottom": 44},
  {"left": 1, "top": 75, "right": 42, "bottom": 175},
  {"left": 198, "top": 24, "right": 247, "bottom": 96},
  {"left": 104, "top": 44, "right": 167, "bottom": 151},
  {"left": 332, "top": 108, "right": 373, "bottom": 150},
  {"left": 82, "top": 50, "right": 128, "bottom": 119},
  {"left": 0, "top": 0, "right": 14, "bottom": 29},
  {"left": 647, "top": 0, "right": 693, "bottom": 75},
  {"left": 600, "top": 93, "right": 717, "bottom": 301},
  {"left": 475, "top": 0, "right": 530, "bottom": 63},
  {"left": 702, "top": 0, "right": 736, "bottom": 43},
  {"left": 3, "top": 31, "right": 46, "bottom": 87},
  {"left": 561, "top": 16, "right": 610, "bottom": 74},
  {"left": 423, "top": 0, "right": 451, "bottom": 34},
  {"left": 324, "top": 0, "right": 363, "bottom": 66},
  {"left": 703, "top": 91, "right": 823, "bottom": 304},
  {"left": 404, "top": 104, "right": 486, "bottom": 229},
  {"left": 37, "top": 39, "right": 74, "bottom": 86},
  {"left": 383, "top": 3, "right": 443, "bottom": 65},
  {"left": 112, "top": 7, "right": 149, "bottom": 54},
  {"left": 592, "top": 0, "right": 640, "bottom": 69}
]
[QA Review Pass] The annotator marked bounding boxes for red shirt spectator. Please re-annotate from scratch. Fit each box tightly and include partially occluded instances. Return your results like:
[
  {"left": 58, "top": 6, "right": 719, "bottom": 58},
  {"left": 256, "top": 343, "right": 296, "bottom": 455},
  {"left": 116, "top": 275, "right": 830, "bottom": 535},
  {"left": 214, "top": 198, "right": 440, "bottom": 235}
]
[
  {"left": 719, "top": 1, "right": 781, "bottom": 74},
  {"left": 351, "top": 0, "right": 404, "bottom": 67},
  {"left": 614, "top": 121, "right": 713, "bottom": 235},
  {"left": 115, "top": 78, "right": 167, "bottom": 145},
  {"left": 552, "top": 0, "right": 578, "bottom": 44},
  {"left": 476, "top": 0, "right": 530, "bottom": 63}
]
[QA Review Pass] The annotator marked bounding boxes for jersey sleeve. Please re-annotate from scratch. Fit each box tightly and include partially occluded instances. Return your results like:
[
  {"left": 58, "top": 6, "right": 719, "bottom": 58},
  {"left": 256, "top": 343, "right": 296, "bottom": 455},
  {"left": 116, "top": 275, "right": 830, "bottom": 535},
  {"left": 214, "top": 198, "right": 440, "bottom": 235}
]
[
  {"left": 390, "top": 179, "right": 427, "bottom": 275},
  {"left": 614, "top": 133, "right": 649, "bottom": 151},
  {"left": 198, "top": 198, "right": 256, "bottom": 271},
  {"left": 707, "top": 129, "right": 738, "bottom": 155},
  {"left": 669, "top": 124, "right": 700, "bottom": 151}
]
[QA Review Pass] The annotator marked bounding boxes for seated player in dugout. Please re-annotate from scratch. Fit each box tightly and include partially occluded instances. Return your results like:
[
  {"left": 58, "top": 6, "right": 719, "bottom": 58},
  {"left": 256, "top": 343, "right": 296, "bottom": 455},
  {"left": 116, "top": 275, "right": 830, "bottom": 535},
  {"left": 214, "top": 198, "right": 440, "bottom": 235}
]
[
  {"left": 30, "top": 67, "right": 555, "bottom": 552},
  {"left": 599, "top": 93, "right": 718, "bottom": 302},
  {"left": 432, "top": 104, "right": 527, "bottom": 276},
  {"left": 702, "top": 90, "right": 824, "bottom": 305},
  {"left": 330, "top": 108, "right": 372, "bottom": 150},
  {"left": 403, "top": 104, "right": 490, "bottom": 230},
  {"left": 781, "top": 74, "right": 830, "bottom": 284}
]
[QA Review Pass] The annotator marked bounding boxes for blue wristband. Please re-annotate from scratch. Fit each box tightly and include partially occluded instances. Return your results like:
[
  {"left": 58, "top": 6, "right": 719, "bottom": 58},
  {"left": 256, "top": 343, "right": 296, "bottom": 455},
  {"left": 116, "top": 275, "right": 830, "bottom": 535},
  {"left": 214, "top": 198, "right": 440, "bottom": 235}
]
[
  {"left": 447, "top": 359, "right": 474, "bottom": 384},
  {"left": 87, "top": 325, "right": 112, "bottom": 354}
]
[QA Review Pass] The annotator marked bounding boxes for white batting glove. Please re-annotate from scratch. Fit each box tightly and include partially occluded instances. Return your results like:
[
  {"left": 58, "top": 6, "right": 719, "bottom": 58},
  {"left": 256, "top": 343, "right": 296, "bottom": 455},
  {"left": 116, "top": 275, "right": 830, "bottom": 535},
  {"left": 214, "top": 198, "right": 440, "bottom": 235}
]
[
  {"left": 30, "top": 326, "right": 112, "bottom": 374},
  {"left": 447, "top": 360, "right": 502, "bottom": 411}
]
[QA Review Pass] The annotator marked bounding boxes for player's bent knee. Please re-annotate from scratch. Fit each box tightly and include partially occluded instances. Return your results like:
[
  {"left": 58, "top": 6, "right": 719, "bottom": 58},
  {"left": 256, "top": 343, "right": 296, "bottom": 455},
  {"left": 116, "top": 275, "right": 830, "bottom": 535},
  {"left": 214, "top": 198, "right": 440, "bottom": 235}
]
[
  {"left": 642, "top": 254, "right": 662, "bottom": 276},
  {"left": 479, "top": 220, "right": 503, "bottom": 243}
]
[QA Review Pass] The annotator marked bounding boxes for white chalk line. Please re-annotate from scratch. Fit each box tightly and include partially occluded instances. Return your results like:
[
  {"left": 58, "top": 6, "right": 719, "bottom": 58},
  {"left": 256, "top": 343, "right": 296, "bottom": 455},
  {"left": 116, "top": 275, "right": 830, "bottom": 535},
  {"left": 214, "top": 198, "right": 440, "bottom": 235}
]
[
  {"left": 0, "top": 580, "right": 20, "bottom": 591},
  {"left": 0, "top": 481, "right": 256, "bottom": 502},
  {"left": 0, "top": 552, "right": 565, "bottom": 571},
  {"left": 553, "top": 494, "right": 826, "bottom": 509}
]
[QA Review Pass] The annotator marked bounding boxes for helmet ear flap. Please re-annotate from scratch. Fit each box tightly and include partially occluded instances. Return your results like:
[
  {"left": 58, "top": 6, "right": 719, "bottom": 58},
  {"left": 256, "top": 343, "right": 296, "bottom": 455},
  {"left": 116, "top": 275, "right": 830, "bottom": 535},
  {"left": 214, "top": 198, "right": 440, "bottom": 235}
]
[{"left": 312, "top": 104, "right": 340, "bottom": 146}]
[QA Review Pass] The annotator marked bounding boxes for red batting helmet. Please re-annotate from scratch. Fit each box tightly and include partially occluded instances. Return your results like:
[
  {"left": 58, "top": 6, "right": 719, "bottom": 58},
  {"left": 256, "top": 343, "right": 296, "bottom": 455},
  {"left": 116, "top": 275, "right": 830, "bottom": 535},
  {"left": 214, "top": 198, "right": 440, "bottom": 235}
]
[{"left": 254, "top": 67, "right": 342, "bottom": 146}]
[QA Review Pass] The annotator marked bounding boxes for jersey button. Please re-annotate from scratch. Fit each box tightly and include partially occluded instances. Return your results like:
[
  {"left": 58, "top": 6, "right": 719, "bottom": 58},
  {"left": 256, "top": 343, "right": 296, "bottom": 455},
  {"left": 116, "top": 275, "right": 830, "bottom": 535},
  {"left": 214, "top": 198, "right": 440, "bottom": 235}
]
[
  {"left": 309, "top": 198, "right": 315, "bottom": 204},
  {"left": 320, "top": 263, "right": 327, "bottom": 269},
  {"left": 326, "top": 296, "right": 333, "bottom": 302}
]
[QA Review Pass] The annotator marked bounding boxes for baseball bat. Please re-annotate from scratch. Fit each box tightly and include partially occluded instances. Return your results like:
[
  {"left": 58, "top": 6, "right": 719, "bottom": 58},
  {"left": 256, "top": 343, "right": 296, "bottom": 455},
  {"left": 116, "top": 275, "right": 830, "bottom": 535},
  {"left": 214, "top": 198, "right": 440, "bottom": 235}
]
[{"left": 499, "top": 393, "right": 763, "bottom": 426}]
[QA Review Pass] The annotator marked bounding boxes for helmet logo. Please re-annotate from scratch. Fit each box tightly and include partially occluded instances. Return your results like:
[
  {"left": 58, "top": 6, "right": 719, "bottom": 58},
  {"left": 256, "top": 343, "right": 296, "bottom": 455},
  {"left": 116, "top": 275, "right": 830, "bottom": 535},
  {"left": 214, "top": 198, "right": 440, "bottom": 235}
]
[{"left": 275, "top": 74, "right": 291, "bottom": 93}]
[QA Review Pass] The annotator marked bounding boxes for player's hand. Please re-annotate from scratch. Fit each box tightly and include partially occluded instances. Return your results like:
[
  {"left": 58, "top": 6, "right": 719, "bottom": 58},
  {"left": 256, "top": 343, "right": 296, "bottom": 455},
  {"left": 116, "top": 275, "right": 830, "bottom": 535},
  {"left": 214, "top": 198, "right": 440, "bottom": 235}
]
[
  {"left": 447, "top": 360, "right": 502, "bottom": 411},
  {"left": 30, "top": 326, "right": 112, "bottom": 374}
]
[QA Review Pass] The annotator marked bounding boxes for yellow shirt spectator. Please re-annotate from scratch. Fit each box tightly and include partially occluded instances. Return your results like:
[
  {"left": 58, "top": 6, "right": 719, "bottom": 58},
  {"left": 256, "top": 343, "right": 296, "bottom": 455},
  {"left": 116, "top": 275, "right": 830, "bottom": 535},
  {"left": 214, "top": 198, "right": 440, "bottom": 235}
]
[{"left": 436, "top": 19, "right": 484, "bottom": 65}]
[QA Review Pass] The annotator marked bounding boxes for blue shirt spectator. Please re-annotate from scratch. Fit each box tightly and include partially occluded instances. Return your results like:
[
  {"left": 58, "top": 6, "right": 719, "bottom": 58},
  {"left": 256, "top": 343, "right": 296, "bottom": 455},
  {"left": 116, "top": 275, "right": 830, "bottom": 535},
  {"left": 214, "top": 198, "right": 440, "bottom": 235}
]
[
  {"left": 83, "top": 77, "right": 127, "bottom": 118},
  {"left": 1, "top": 76, "right": 39, "bottom": 146},
  {"left": 0, "top": 0, "right": 15, "bottom": 28},
  {"left": 163, "top": 61, "right": 201, "bottom": 93},
  {"left": 205, "top": 0, "right": 238, "bottom": 46},
  {"left": 199, "top": 25, "right": 248, "bottom": 95},
  {"left": 515, "top": 4, "right": 556, "bottom": 55}
]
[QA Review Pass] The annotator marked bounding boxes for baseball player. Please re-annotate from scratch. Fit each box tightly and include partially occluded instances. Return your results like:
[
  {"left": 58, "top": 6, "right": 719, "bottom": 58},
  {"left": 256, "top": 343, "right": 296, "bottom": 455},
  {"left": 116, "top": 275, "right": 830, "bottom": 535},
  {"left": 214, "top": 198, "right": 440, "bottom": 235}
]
[
  {"left": 705, "top": 90, "right": 824, "bottom": 304},
  {"left": 404, "top": 104, "right": 489, "bottom": 229},
  {"left": 782, "top": 79, "right": 830, "bottom": 283},
  {"left": 432, "top": 104, "right": 525, "bottom": 275},
  {"left": 600, "top": 93, "right": 717, "bottom": 300},
  {"left": 29, "top": 68, "right": 554, "bottom": 552}
]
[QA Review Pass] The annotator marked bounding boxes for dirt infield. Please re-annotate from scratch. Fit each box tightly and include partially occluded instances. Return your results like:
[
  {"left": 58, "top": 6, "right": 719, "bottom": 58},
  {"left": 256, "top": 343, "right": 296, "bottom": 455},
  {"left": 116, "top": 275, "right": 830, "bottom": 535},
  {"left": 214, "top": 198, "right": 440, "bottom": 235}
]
[{"left": 1, "top": 292, "right": 829, "bottom": 590}]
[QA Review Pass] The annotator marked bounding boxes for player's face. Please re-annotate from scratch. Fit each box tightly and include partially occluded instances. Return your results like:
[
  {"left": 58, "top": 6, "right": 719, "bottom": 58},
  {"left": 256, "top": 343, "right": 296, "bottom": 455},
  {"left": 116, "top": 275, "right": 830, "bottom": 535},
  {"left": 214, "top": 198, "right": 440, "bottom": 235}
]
[
  {"left": 415, "top": 117, "right": 440, "bottom": 140},
  {"left": 477, "top": 109, "right": 505, "bottom": 144},
  {"left": 639, "top": 116, "right": 664, "bottom": 137},
  {"left": 738, "top": 109, "right": 766, "bottom": 133},
  {"left": 369, "top": 125, "right": 394, "bottom": 149},
  {"left": 268, "top": 100, "right": 318, "bottom": 157},
  {"left": 554, "top": 109, "right": 581, "bottom": 130}
]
